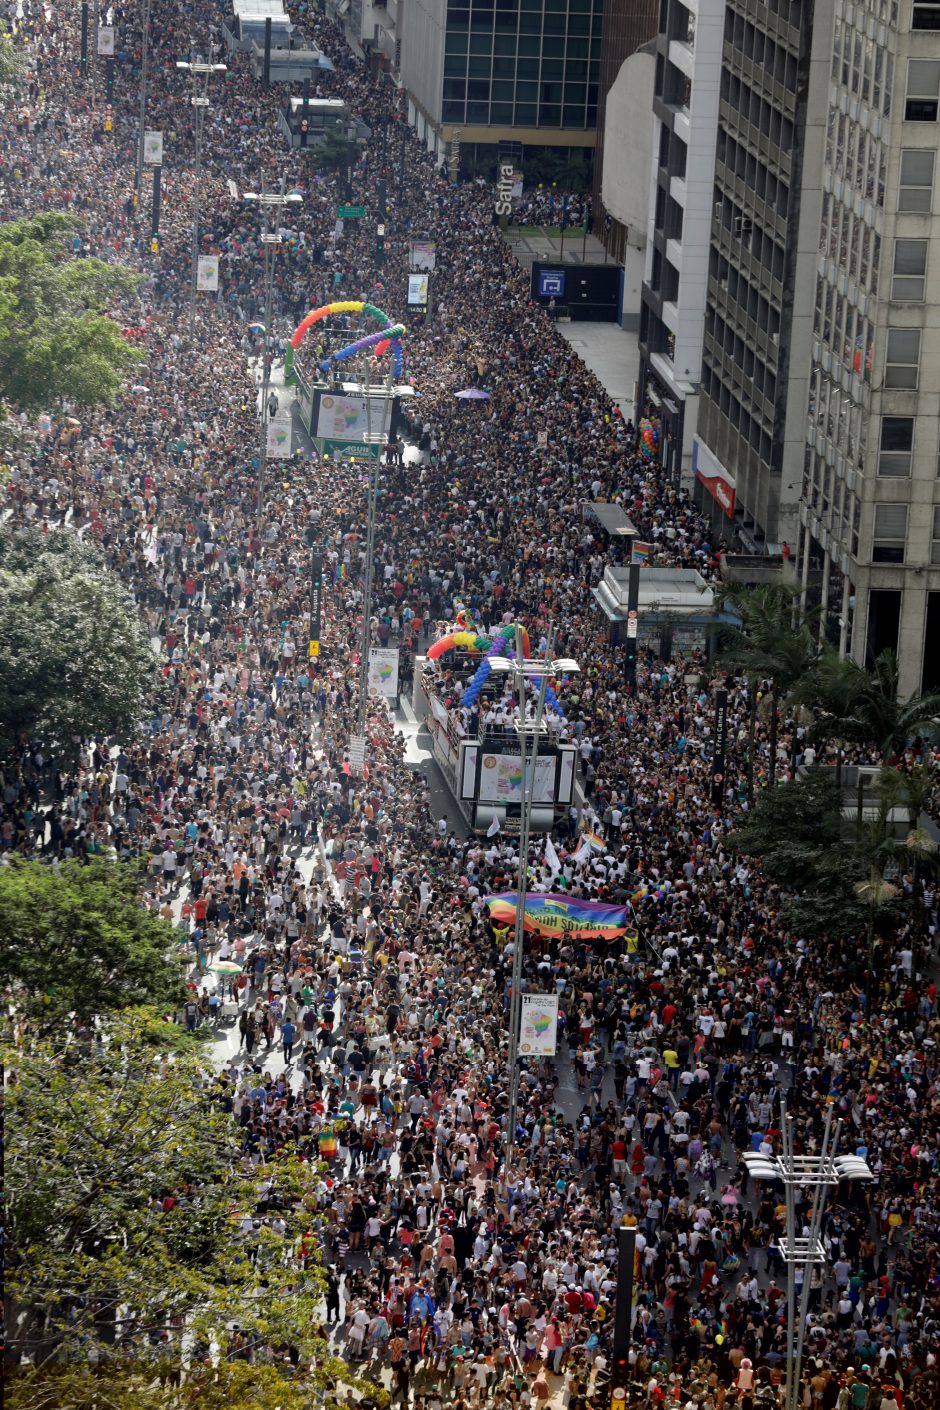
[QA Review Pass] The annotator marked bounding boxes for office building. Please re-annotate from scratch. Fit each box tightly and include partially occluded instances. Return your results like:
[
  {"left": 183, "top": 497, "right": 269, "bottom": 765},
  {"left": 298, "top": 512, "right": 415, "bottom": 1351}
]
[
  {"left": 592, "top": 0, "right": 659, "bottom": 262},
  {"left": 637, "top": 0, "right": 725, "bottom": 480},
  {"left": 802, "top": 0, "right": 940, "bottom": 693},
  {"left": 399, "top": 0, "right": 602, "bottom": 172}
]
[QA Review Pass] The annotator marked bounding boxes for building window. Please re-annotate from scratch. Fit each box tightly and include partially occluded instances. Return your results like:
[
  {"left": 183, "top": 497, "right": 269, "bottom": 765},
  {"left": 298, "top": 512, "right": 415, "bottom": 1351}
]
[
  {"left": 878, "top": 416, "right": 915, "bottom": 476},
  {"left": 932, "top": 508, "right": 940, "bottom": 564},
  {"left": 872, "top": 503, "right": 908, "bottom": 562},
  {"left": 884, "top": 329, "right": 921, "bottom": 389},
  {"left": 899, "top": 149, "right": 935, "bottom": 212},
  {"left": 904, "top": 60, "right": 940, "bottom": 121},
  {"left": 913, "top": 2, "right": 940, "bottom": 28},
  {"left": 892, "top": 239, "right": 928, "bottom": 300}
]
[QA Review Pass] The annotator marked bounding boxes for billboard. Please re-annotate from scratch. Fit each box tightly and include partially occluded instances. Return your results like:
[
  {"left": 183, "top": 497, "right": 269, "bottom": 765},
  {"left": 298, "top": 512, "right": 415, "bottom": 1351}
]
[
  {"left": 519, "top": 993, "right": 559, "bottom": 1056},
  {"left": 97, "top": 25, "right": 115, "bottom": 54},
  {"left": 368, "top": 648, "right": 399, "bottom": 697},
  {"left": 196, "top": 255, "right": 219, "bottom": 291},
  {"left": 407, "top": 274, "right": 429, "bottom": 306},
  {"left": 266, "top": 417, "right": 292, "bottom": 458},
  {"left": 538, "top": 269, "right": 565, "bottom": 298},
  {"left": 143, "top": 130, "right": 163, "bottom": 166},
  {"left": 477, "top": 751, "right": 556, "bottom": 805},
  {"left": 409, "top": 240, "right": 436, "bottom": 271},
  {"left": 315, "top": 393, "right": 384, "bottom": 440}
]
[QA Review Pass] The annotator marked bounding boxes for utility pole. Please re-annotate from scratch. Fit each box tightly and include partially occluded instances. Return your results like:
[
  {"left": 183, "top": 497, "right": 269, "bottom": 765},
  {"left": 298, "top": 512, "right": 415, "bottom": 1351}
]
[
  {"left": 135, "top": 0, "right": 152, "bottom": 193},
  {"left": 354, "top": 365, "right": 395, "bottom": 750},
  {"left": 237, "top": 182, "right": 304, "bottom": 545},
  {"left": 487, "top": 634, "right": 580, "bottom": 1173},
  {"left": 177, "top": 60, "right": 227, "bottom": 338}
]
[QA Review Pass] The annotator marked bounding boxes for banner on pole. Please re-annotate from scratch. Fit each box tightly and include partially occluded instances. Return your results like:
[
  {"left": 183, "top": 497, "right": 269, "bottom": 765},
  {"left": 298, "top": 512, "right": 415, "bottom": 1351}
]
[
  {"left": 409, "top": 240, "right": 437, "bottom": 271},
  {"left": 143, "top": 130, "right": 164, "bottom": 166},
  {"left": 97, "top": 26, "right": 115, "bottom": 54},
  {"left": 266, "top": 417, "right": 292, "bottom": 458},
  {"left": 710, "top": 688, "right": 729, "bottom": 804},
  {"left": 368, "top": 647, "right": 399, "bottom": 697},
  {"left": 407, "top": 273, "right": 429, "bottom": 306},
  {"left": 520, "top": 993, "right": 559, "bottom": 1056},
  {"left": 309, "top": 553, "right": 322, "bottom": 658},
  {"left": 196, "top": 255, "right": 219, "bottom": 291},
  {"left": 485, "top": 892, "right": 629, "bottom": 941}
]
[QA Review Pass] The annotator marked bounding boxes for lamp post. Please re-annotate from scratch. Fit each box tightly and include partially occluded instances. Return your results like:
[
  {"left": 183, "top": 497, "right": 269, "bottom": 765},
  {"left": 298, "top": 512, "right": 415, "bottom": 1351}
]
[
  {"left": 135, "top": 0, "right": 152, "bottom": 193},
  {"left": 236, "top": 183, "right": 304, "bottom": 546},
  {"left": 742, "top": 1101, "right": 872, "bottom": 1410},
  {"left": 176, "top": 60, "right": 227, "bottom": 338},
  {"left": 354, "top": 360, "right": 396, "bottom": 754},
  {"left": 488, "top": 634, "right": 580, "bottom": 1173}
]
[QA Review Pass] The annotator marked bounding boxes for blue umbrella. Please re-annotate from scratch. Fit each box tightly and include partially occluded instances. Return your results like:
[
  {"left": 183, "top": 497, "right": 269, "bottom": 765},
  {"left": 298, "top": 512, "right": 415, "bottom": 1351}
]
[{"left": 455, "top": 388, "right": 491, "bottom": 400}]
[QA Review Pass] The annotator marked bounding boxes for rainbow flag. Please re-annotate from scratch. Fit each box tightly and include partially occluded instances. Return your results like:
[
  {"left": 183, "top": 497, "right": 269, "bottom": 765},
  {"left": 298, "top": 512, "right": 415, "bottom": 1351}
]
[
  {"left": 631, "top": 541, "right": 652, "bottom": 565},
  {"left": 584, "top": 829, "right": 607, "bottom": 852},
  {"left": 485, "top": 892, "right": 629, "bottom": 941}
]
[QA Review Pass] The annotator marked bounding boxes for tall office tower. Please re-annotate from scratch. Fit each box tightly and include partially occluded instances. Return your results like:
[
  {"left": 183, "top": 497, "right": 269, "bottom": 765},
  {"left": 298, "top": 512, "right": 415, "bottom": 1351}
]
[
  {"left": 399, "top": 0, "right": 603, "bottom": 175},
  {"left": 802, "top": 0, "right": 940, "bottom": 692},
  {"left": 637, "top": 0, "right": 726, "bottom": 481}
]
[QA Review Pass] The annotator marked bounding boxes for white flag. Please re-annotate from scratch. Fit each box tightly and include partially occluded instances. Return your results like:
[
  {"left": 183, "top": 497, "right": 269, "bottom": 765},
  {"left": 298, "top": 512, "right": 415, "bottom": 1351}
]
[
  {"left": 544, "top": 833, "right": 561, "bottom": 876},
  {"left": 486, "top": 816, "right": 501, "bottom": 838},
  {"left": 573, "top": 839, "right": 592, "bottom": 865}
]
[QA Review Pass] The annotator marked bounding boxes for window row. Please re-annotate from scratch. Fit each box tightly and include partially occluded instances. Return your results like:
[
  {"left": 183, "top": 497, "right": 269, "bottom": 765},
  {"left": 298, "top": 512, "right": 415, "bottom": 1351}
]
[
  {"left": 832, "top": 17, "right": 893, "bottom": 116},
  {"left": 874, "top": 504, "right": 940, "bottom": 565}
]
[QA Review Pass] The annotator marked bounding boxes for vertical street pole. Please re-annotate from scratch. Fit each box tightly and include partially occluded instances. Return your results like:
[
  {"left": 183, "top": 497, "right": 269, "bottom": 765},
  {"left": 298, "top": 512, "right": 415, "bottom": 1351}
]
[
  {"left": 263, "top": 15, "right": 272, "bottom": 87},
  {"left": 81, "top": 3, "right": 89, "bottom": 76},
  {"left": 781, "top": 1104, "right": 797, "bottom": 1410},
  {"left": 355, "top": 366, "right": 395, "bottom": 748},
  {"left": 151, "top": 163, "right": 162, "bottom": 241},
  {"left": 189, "top": 85, "right": 206, "bottom": 338},
  {"left": 710, "top": 688, "right": 728, "bottom": 806},
  {"left": 624, "top": 559, "right": 640, "bottom": 690},
  {"left": 505, "top": 628, "right": 553, "bottom": 1174},
  {"left": 309, "top": 552, "right": 323, "bottom": 662},
  {"left": 136, "top": 0, "right": 151, "bottom": 193}
]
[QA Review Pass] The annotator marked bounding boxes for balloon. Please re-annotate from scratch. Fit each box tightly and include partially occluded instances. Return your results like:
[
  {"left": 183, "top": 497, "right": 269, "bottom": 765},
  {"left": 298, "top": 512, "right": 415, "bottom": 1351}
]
[{"left": 291, "top": 301, "right": 404, "bottom": 378}]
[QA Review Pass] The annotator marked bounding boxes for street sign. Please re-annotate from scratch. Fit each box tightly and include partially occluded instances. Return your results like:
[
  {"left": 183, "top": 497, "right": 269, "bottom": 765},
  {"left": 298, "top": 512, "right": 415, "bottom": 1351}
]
[
  {"left": 348, "top": 735, "right": 366, "bottom": 772},
  {"left": 626, "top": 609, "right": 638, "bottom": 639},
  {"left": 337, "top": 205, "right": 365, "bottom": 218}
]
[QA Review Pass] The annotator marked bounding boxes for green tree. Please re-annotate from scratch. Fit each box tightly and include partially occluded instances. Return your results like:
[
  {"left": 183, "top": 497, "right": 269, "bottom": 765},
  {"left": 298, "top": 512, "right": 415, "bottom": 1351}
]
[
  {"left": 4, "top": 1014, "right": 332, "bottom": 1380},
  {"left": 0, "top": 526, "right": 159, "bottom": 757},
  {"left": 807, "top": 647, "right": 940, "bottom": 761},
  {"left": 717, "top": 583, "right": 821, "bottom": 793},
  {"left": 0, "top": 23, "right": 25, "bottom": 91},
  {"left": 730, "top": 768, "right": 870, "bottom": 940},
  {"left": 0, "top": 858, "right": 187, "bottom": 1026},
  {"left": 0, "top": 213, "right": 140, "bottom": 408}
]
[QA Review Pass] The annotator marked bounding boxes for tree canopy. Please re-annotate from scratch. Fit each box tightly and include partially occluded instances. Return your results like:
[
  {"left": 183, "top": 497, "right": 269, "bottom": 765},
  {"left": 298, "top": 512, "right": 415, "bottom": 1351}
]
[
  {"left": 0, "top": 858, "right": 187, "bottom": 1026},
  {"left": 0, "top": 526, "right": 160, "bottom": 757},
  {"left": 4, "top": 1015, "right": 333, "bottom": 1387},
  {"left": 806, "top": 647, "right": 940, "bottom": 759},
  {"left": 0, "top": 213, "right": 140, "bottom": 408}
]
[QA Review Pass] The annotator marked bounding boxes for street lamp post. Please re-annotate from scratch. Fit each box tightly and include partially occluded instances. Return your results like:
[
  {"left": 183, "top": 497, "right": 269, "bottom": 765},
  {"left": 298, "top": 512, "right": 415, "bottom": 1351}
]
[
  {"left": 354, "top": 361, "right": 395, "bottom": 751},
  {"left": 488, "top": 634, "right": 580, "bottom": 1174},
  {"left": 236, "top": 183, "right": 304, "bottom": 546},
  {"left": 176, "top": 60, "right": 227, "bottom": 339},
  {"left": 135, "top": 0, "right": 152, "bottom": 193},
  {"left": 742, "top": 1101, "right": 873, "bottom": 1410}
]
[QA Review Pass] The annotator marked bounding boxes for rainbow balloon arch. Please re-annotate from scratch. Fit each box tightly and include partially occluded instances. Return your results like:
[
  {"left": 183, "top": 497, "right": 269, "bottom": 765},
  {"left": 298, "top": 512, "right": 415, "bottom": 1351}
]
[
  {"left": 284, "top": 301, "right": 405, "bottom": 386},
  {"left": 427, "top": 615, "right": 566, "bottom": 715}
]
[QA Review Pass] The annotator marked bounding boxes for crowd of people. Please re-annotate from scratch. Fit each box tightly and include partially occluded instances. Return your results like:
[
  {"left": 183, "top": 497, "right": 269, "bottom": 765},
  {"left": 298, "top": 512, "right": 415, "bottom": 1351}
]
[{"left": 2, "top": 0, "right": 939, "bottom": 1406}]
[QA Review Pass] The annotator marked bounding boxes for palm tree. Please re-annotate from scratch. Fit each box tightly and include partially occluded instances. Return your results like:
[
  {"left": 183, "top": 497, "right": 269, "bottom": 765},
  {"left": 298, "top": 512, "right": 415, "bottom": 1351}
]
[
  {"left": 717, "top": 584, "right": 821, "bottom": 796},
  {"left": 808, "top": 648, "right": 940, "bottom": 762}
]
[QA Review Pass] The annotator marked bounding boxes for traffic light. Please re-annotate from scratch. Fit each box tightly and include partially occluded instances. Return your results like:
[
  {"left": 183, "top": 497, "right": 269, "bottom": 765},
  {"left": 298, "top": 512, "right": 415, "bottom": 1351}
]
[
  {"left": 376, "top": 223, "right": 385, "bottom": 260},
  {"left": 609, "top": 1352, "right": 630, "bottom": 1410}
]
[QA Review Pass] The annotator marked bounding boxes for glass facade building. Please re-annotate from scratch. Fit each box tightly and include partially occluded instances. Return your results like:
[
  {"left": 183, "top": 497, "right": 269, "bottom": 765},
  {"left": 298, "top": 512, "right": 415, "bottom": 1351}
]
[{"left": 440, "top": 0, "right": 603, "bottom": 129}]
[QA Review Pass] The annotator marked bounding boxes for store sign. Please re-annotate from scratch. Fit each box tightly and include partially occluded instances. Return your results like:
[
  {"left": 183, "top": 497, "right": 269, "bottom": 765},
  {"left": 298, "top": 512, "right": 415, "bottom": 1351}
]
[
  {"left": 495, "top": 160, "right": 514, "bottom": 217},
  {"left": 693, "top": 437, "right": 736, "bottom": 519}
]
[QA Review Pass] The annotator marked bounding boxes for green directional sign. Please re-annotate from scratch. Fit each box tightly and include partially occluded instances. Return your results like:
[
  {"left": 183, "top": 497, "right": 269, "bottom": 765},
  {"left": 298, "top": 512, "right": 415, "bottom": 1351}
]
[{"left": 337, "top": 205, "right": 365, "bottom": 218}]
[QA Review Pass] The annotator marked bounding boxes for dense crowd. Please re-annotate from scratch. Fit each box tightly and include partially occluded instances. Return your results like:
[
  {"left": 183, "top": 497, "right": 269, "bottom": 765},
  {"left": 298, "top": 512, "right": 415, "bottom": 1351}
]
[{"left": 2, "top": 0, "right": 939, "bottom": 1406}]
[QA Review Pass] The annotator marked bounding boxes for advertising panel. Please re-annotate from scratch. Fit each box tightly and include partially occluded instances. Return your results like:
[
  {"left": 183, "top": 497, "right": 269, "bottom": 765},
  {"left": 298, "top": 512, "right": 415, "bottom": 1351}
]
[
  {"left": 519, "top": 993, "right": 559, "bottom": 1056},
  {"left": 477, "top": 752, "right": 556, "bottom": 805},
  {"left": 368, "top": 648, "right": 399, "bottom": 697}
]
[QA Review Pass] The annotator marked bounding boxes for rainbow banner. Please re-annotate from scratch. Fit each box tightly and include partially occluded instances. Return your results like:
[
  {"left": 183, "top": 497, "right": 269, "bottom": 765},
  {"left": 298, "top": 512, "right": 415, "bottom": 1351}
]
[
  {"left": 631, "top": 541, "right": 652, "bottom": 565},
  {"left": 485, "top": 892, "right": 630, "bottom": 941}
]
